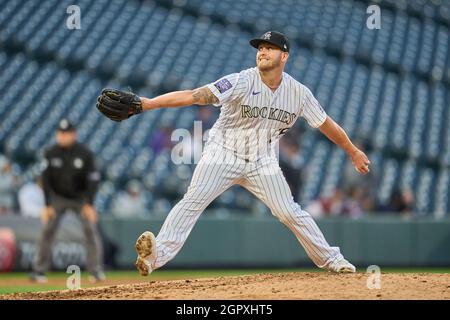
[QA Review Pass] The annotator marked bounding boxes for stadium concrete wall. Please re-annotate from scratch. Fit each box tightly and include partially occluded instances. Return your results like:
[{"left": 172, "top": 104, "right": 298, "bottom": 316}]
[
  {"left": 1, "top": 215, "right": 449, "bottom": 271},
  {"left": 102, "top": 214, "right": 450, "bottom": 269}
]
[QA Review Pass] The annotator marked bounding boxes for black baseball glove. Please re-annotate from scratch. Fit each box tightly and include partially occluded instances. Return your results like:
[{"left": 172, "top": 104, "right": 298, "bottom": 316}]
[{"left": 96, "top": 88, "right": 143, "bottom": 122}]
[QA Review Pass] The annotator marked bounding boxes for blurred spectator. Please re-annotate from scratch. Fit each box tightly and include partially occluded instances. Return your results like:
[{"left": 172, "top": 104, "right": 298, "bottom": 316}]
[
  {"left": 341, "top": 187, "right": 364, "bottom": 219},
  {"left": 197, "top": 107, "right": 216, "bottom": 130},
  {"left": 342, "top": 141, "right": 376, "bottom": 212},
  {"left": 378, "top": 188, "right": 415, "bottom": 216},
  {"left": 306, "top": 189, "right": 345, "bottom": 218},
  {"left": 279, "top": 137, "right": 303, "bottom": 202},
  {"left": 0, "top": 155, "right": 20, "bottom": 215},
  {"left": 150, "top": 125, "right": 174, "bottom": 155},
  {"left": 111, "top": 180, "right": 148, "bottom": 218},
  {"left": 18, "top": 177, "right": 45, "bottom": 218}
]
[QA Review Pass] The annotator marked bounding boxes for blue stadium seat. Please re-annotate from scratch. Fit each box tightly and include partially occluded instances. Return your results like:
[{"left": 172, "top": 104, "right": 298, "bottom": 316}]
[{"left": 0, "top": 0, "right": 449, "bottom": 216}]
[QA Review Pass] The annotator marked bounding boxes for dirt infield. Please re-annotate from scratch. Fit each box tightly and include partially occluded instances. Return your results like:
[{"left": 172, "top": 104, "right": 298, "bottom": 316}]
[{"left": 2, "top": 272, "right": 450, "bottom": 300}]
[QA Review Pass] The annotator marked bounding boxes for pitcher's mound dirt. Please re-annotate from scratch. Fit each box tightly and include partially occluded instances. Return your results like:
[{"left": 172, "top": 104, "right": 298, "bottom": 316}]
[{"left": 3, "top": 272, "right": 450, "bottom": 300}]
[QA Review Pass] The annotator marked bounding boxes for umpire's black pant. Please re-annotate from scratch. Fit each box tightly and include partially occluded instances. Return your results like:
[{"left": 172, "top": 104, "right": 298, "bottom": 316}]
[{"left": 33, "top": 194, "right": 103, "bottom": 274}]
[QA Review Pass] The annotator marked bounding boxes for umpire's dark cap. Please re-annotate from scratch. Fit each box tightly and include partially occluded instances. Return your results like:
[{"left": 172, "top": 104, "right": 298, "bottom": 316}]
[
  {"left": 249, "top": 31, "right": 290, "bottom": 52},
  {"left": 57, "top": 118, "right": 76, "bottom": 132}
]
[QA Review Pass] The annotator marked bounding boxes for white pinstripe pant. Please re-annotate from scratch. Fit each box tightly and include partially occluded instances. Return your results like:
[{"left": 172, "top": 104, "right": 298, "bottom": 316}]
[{"left": 153, "top": 143, "right": 343, "bottom": 269}]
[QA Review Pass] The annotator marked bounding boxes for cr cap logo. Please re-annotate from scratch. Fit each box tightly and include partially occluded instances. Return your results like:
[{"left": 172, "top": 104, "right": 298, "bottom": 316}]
[{"left": 262, "top": 32, "right": 271, "bottom": 40}]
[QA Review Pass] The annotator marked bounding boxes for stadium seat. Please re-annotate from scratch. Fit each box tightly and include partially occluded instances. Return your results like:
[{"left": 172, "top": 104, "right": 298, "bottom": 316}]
[{"left": 0, "top": 0, "right": 449, "bottom": 216}]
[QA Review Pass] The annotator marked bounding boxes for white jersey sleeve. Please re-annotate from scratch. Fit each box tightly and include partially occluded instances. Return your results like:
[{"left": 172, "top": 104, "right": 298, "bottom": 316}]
[
  {"left": 206, "top": 72, "right": 248, "bottom": 107},
  {"left": 300, "top": 87, "right": 327, "bottom": 128}
]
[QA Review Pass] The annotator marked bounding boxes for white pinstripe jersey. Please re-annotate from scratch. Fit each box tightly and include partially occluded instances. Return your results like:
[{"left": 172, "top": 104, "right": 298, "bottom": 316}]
[{"left": 205, "top": 67, "right": 327, "bottom": 161}]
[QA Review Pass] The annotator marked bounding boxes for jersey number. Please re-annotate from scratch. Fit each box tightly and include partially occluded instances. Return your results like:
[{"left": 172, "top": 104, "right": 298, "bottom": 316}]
[{"left": 278, "top": 128, "right": 289, "bottom": 136}]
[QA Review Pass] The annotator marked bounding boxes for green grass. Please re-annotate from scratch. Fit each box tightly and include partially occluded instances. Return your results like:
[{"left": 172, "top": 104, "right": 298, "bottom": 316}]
[{"left": 1, "top": 268, "right": 449, "bottom": 295}]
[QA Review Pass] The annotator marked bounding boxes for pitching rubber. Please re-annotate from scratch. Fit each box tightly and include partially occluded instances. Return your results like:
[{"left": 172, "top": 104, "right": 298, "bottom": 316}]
[{"left": 135, "top": 231, "right": 156, "bottom": 276}]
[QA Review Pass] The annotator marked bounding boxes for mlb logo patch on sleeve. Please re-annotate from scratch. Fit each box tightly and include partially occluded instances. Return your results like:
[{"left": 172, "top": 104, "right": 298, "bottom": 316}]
[{"left": 214, "top": 78, "right": 233, "bottom": 94}]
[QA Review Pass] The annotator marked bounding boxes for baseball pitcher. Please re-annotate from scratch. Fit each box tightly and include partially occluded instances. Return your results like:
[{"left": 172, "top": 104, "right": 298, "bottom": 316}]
[{"left": 96, "top": 31, "right": 370, "bottom": 274}]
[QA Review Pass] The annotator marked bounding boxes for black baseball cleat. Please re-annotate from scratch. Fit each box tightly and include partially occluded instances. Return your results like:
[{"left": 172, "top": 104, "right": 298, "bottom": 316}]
[{"left": 30, "top": 272, "right": 48, "bottom": 283}]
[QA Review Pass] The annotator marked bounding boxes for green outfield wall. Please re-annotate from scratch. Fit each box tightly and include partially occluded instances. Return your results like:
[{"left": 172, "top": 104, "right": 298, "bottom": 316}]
[
  {"left": 1, "top": 214, "right": 449, "bottom": 270},
  {"left": 100, "top": 214, "right": 450, "bottom": 269}
]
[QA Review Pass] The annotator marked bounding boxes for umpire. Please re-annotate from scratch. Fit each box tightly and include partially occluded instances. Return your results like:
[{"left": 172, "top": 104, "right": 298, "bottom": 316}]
[{"left": 31, "top": 119, "right": 105, "bottom": 283}]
